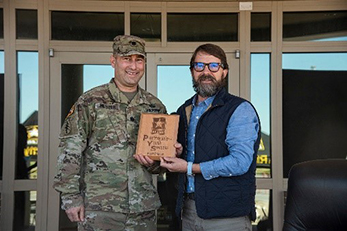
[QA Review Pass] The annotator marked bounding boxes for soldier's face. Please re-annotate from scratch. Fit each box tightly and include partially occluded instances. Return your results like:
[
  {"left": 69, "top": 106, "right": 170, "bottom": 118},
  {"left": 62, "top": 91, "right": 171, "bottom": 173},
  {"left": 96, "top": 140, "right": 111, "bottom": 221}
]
[{"left": 111, "top": 54, "right": 145, "bottom": 91}]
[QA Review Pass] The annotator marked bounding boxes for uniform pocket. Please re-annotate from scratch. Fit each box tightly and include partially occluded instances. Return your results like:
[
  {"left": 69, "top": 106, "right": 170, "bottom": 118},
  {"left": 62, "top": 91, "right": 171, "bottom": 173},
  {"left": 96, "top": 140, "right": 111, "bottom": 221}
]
[{"left": 93, "top": 104, "right": 128, "bottom": 147}]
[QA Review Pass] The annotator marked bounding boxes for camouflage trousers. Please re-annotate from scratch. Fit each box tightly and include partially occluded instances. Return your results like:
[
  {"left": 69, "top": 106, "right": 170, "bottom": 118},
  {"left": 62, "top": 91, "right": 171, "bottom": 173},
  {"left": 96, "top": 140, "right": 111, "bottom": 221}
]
[{"left": 78, "top": 210, "right": 156, "bottom": 231}]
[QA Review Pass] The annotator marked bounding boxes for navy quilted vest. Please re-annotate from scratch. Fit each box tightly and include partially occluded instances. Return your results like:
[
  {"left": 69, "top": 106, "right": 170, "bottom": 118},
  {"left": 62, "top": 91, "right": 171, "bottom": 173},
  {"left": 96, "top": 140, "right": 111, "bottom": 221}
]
[{"left": 175, "top": 88, "right": 260, "bottom": 220}]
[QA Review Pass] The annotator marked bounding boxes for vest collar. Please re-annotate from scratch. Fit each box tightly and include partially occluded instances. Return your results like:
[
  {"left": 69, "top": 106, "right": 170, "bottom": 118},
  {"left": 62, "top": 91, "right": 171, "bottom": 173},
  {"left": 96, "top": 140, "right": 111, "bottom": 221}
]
[{"left": 183, "top": 88, "right": 228, "bottom": 124}]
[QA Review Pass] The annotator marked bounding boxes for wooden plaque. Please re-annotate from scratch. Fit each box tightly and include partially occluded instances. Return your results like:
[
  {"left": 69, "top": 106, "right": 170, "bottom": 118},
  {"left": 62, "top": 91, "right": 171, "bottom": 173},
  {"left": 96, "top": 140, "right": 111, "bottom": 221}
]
[{"left": 136, "top": 113, "right": 179, "bottom": 160}]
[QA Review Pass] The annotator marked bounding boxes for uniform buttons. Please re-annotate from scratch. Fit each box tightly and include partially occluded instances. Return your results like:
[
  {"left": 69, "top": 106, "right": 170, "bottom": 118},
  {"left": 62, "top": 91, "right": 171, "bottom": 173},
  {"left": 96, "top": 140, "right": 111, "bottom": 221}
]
[{"left": 130, "top": 117, "right": 135, "bottom": 121}]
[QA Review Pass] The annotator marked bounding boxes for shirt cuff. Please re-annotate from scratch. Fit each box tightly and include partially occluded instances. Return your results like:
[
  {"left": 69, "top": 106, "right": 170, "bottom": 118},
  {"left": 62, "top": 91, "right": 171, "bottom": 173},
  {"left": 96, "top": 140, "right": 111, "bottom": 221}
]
[
  {"left": 200, "top": 161, "right": 219, "bottom": 180},
  {"left": 61, "top": 193, "right": 84, "bottom": 210}
]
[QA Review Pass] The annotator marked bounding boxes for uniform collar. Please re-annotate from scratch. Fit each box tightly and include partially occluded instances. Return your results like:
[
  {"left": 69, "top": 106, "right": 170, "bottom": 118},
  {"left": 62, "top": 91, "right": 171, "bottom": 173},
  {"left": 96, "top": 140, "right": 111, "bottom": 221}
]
[{"left": 108, "top": 78, "right": 151, "bottom": 105}]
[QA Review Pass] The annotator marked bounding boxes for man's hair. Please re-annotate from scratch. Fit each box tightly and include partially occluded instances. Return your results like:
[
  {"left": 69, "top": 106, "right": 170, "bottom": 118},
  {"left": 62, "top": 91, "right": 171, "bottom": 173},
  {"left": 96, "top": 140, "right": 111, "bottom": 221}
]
[{"left": 190, "top": 44, "right": 229, "bottom": 71}]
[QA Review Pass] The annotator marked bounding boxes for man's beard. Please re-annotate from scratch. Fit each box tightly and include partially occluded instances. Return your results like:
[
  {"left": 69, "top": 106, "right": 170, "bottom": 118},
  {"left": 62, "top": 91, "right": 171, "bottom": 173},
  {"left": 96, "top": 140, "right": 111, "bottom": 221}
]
[{"left": 192, "top": 74, "right": 226, "bottom": 98}]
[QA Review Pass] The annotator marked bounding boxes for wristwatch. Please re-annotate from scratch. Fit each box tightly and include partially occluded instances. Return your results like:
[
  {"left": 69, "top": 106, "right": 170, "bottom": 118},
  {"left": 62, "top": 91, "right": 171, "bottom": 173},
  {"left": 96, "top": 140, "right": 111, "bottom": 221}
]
[{"left": 187, "top": 162, "right": 194, "bottom": 176}]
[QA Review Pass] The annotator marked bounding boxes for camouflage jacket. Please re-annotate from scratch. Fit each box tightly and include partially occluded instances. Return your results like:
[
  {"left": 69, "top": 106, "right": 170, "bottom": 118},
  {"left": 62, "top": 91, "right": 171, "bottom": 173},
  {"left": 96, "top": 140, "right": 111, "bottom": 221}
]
[{"left": 53, "top": 79, "right": 166, "bottom": 213}]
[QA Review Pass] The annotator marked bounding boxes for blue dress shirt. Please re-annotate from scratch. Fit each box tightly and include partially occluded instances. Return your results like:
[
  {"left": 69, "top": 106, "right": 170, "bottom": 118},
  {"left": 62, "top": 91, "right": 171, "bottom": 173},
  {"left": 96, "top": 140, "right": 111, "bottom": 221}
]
[{"left": 186, "top": 95, "right": 260, "bottom": 193}]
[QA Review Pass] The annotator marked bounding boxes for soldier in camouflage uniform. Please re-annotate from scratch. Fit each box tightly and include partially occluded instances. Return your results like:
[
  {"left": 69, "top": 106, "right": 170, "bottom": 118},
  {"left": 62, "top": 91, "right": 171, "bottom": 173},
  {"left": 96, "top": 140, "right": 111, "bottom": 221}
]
[{"left": 53, "top": 35, "right": 167, "bottom": 231}]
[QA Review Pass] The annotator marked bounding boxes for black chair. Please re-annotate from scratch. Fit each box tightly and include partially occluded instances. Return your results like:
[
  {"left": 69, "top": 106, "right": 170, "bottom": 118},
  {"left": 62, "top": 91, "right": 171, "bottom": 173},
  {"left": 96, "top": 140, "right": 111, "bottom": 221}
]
[{"left": 283, "top": 159, "right": 347, "bottom": 231}]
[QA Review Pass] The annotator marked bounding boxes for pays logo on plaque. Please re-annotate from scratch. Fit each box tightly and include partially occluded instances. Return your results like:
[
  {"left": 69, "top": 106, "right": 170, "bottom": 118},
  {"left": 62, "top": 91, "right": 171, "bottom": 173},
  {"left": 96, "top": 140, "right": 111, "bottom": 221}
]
[{"left": 136, "top": 113, "right": 179, "bottom": 160}]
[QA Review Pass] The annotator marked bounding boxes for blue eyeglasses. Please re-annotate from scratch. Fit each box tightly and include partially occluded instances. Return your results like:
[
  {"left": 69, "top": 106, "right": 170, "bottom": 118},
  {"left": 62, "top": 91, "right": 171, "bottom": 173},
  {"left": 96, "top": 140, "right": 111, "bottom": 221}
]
[{"left": 192, "top": 62, "right": 225, "bottom": 72}]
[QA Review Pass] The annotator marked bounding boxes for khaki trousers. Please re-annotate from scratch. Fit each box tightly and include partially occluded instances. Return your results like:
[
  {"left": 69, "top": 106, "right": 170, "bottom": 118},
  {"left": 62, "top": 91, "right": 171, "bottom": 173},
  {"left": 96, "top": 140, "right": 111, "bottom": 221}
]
[{"left": 182, "top": 198, "right": 252, "bottom": 231}]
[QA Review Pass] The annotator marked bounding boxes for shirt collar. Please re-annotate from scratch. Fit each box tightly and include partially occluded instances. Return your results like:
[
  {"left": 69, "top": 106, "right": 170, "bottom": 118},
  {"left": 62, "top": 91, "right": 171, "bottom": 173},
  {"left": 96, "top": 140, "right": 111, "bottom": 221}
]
[{"left": 192, "top": 94, "right": 216, "bottom": 108}]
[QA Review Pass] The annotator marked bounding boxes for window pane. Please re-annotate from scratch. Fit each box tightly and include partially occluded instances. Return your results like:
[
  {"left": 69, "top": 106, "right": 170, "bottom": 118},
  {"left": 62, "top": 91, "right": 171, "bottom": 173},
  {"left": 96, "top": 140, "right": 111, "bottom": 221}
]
[
  {"left": 283, "top": 11, "right": 347, "bottom": 41},
  {"left": 0, "top": 51, "right": 3, "bottom": 180},
  {"left": 14, "top": 191, "right": 36, "bottom": 230},
  {"left": 282, "top": 53, "right": 347, "bottom": 177},
  {"left": 254, "top": 189, "right": 273, "bottom": 230},
  {"left": 61, "top": 64, "right": 113, "bottom": 122},
  {"left": 0, "top": 9, "right": 3, "bottom": 39},
  {"left": 167, "top": 13, "right": 238, "bottom": 42},
  {"left": 83, "top": 65, "right": 113, "bottom": 92},
  {"left": 251, "top": 13, "right": 271, "bottom": 41},
  {"left": 251, "top": 54, "right": 271, "bottom": 178},
  {"left": 51, "top": 11, "right": 124, "bottom": 41},
  {"left": 131, "top": 13, "right": 161, "bottom": 42},
  {"left": 17, "top": 52, "right": 38, "bottom": 179},
  {"left": 16, "top": 9, "right": 38, "bottom": 40},
  {"left": 157, "top": 66, "right": 195, "bottom": 114}
]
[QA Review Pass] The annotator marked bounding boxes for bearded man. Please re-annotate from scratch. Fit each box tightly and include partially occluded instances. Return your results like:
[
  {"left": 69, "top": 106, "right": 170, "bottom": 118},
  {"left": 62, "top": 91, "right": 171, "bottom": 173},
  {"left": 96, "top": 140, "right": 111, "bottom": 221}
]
[{"left": 160, "top": 43, "right": 261, "bottom": 231}]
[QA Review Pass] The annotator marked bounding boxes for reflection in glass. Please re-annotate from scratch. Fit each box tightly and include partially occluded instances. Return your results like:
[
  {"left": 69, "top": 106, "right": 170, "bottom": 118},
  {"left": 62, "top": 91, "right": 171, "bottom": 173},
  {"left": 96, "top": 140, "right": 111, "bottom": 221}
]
[
  {"left": 254, "top": 189, "right": 273, "bottom": 230},
  {"left": 16, "top": 9, "right": 38, "bottom": 39},
  {"left": 167, "top": 13, "right": 238, "bottom": 42},
  {"left": 157, "top": 66, "right": 195, "bottom": 114},
  {"left": 14, "top": 191, "right": 36, "bottom": 230},
  {"left": 0, "top": 9, "right": 3, "bottom": 38},
  {"left": 283, "top": 53, "right": 347, "bottom": 71},
  {"left": 131, "top": 13, "right": 161, "bottom": 42},
  {"left": 51, "top": 11, "right": 124, "bottom": 41},
  {"left": 282, "top": 53, "right": 347, "bottom": 177},
  {"left": 17, "top": 52, "right": 38, "bottom": 179},
  {"left": 283, "top": 11, "right": 347, "bottom": 41},
  {"left": 251, "top": 54, "right": 271, "bottom": 178},
  {"left": 251, "top": 13, "right": 271, "bottom": 42},
  {"left": 0, "top": 51, "right": 3, "bottom": 180}
]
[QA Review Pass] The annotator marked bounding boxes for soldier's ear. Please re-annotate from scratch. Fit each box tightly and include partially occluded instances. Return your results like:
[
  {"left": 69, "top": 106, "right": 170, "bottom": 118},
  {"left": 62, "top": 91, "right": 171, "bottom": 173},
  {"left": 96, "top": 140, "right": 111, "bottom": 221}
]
[{"left": 110, "top": 55, "right": 116, "bottom": 67}]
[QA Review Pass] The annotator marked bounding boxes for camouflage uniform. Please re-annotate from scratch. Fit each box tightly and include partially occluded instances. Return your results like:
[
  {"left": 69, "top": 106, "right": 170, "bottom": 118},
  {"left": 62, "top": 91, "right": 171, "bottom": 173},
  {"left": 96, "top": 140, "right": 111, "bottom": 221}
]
[
  {"left": 53, "top": 79, "right": 166, "bottom": 221},
  {"left": 79, "top": 210, "right": 156, "bottom": 231}
]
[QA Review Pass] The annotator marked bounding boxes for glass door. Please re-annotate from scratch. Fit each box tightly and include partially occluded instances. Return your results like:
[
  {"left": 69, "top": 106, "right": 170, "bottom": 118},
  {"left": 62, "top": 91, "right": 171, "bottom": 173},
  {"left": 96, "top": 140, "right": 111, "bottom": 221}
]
[
  {"left": 147, "top": 53, "right": 239, "bottom": 113},
  {"left": 48, "top": 52, "right": 130, "bottom": 231}
]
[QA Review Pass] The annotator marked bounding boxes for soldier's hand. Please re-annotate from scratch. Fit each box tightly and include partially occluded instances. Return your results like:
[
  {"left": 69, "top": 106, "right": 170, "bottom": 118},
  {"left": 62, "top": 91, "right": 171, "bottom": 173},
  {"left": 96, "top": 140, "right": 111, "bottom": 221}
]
[
  {"left": 65, "top": 205, "right": 84, "bottom": 222},
  {"left": 134, "top": 154, "right": 155, "bottom": 167},
  {"left": 160, "top": 157, "right": 187, "bottom": 173}
]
